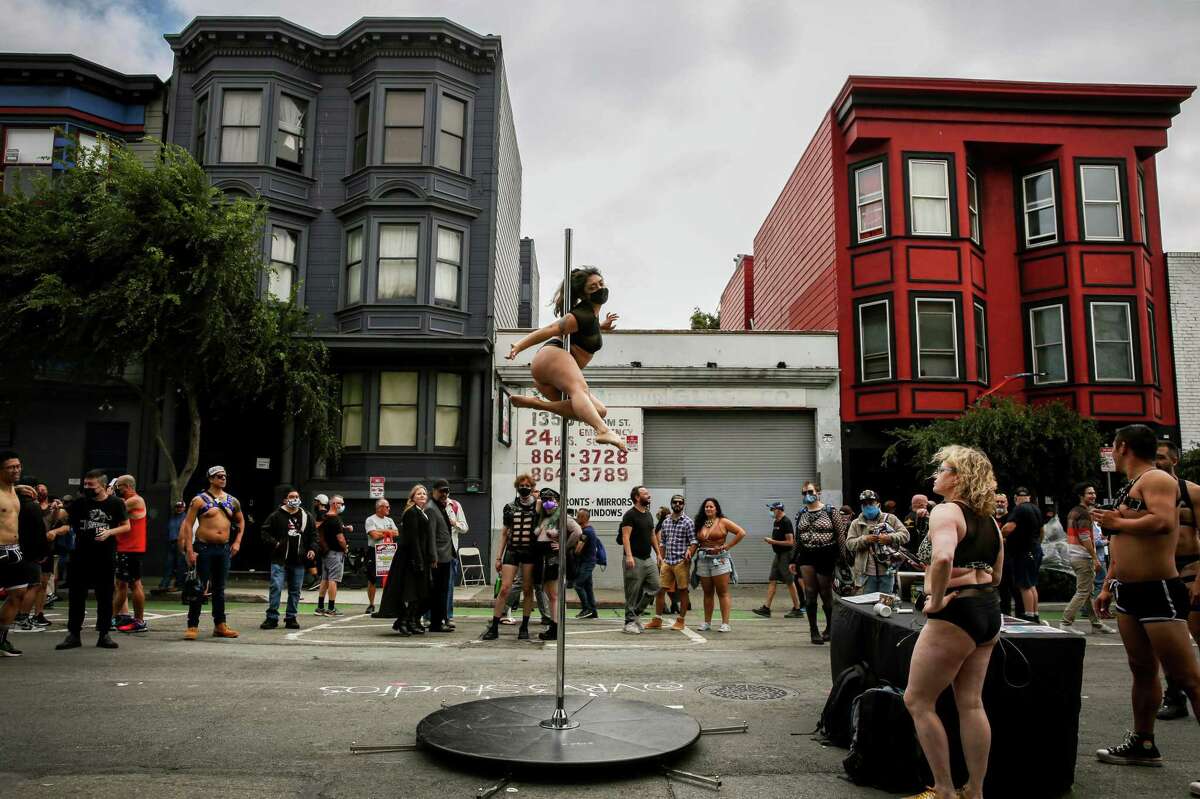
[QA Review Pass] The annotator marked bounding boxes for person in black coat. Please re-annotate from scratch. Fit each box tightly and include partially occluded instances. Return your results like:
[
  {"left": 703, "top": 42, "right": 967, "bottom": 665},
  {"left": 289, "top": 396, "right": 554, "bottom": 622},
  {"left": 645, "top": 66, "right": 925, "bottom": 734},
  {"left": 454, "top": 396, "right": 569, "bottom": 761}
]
[{"left": 376, "top": 485, "right": 433, "bottom": 635}]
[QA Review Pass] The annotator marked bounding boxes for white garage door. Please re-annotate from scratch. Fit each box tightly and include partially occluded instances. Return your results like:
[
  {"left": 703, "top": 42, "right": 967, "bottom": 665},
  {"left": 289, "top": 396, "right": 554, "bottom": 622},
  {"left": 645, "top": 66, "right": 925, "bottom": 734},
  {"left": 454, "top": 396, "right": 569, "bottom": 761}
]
[{"left": 643, "top": 410, "right": 817, "bottom": 582}]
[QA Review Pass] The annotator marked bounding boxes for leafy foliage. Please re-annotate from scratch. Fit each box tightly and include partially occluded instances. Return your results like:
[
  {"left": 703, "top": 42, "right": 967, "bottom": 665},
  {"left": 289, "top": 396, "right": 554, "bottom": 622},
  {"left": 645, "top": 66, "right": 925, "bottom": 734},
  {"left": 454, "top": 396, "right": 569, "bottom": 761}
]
[
  {"left": 0, "top": 142, "right": 340, "bottom": 501},
  {"left": 1178, "top": 445, "right": 1200, "bottom": 485},
  {"left": 689, "top": 306, "right": 720, "bottom": 330},
  {"left": 883, "top": 398, "right": 1105, "bottom": 503}
]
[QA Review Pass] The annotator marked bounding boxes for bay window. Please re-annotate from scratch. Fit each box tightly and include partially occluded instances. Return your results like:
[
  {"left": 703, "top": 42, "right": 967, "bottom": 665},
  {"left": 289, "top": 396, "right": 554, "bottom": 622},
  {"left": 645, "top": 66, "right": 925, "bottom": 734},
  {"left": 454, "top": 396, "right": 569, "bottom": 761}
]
[
  {"left": 340, "top": 374, "right": 364, "bottom": 448},
  {"left": 435, "top": 227, "right": 463, "bottom": 306},
  {"left": 914, "top": 297, "right": 959, "bottom": 379},
  {"left": 275, "top": 94, "right": 307, "bottom": 171},
  {"left": 437, "top": 94, "right": 466, "bottom": 172},
  {"left": 268, "top": 227, "right": 298, "bottom": 302},
  {"left": 854, "top": 161, "right": 886, "bottom": 243},
  {"left": 857, "top": 299, "right": 892, "bottom": 382},
  {"left": 908, "top": 159, "right": 951, "bottom": 236},
  {"left": 220, "top": 89, "right": 262, "bottom": 163},
  {"left": 377, "top": 224, "right": 419, "bottom": 300},
  {"left": 379, "top": 371, "right": 419, "bottom": 447},
  {"left": 1021, "top": 168, "right": 1057, "bottom": 247},
  {"left": 435, "top": 373, "right": 463, "bottom": 448},
  {"left": 384, "top": 90, "right": 424, "bottom": 164},
  {"left": 1089, "top": 301, "right": 1134, "bottom": 382},
  {"left": 1029, "top": 304, "right": 1067, "bottom": 385},
  {"left": 1079, "top": 164, "right": 1123, "bottom": 241},
  {"left": 344, "top": 228, "right": 363, "bottom": 306}
]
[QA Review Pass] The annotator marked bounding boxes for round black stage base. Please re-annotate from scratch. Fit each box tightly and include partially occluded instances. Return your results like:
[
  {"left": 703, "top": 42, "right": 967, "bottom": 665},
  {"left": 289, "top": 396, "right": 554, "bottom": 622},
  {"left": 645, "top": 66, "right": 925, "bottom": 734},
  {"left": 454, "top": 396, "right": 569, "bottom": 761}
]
[{"left": 416, "top": 695, "right": 701, "bottom": 768}]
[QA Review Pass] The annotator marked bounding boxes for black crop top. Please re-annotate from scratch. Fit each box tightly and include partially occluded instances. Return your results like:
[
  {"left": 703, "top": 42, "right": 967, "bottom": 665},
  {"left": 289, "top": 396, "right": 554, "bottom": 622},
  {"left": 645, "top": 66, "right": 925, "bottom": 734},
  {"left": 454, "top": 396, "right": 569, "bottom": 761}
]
[
  {"left": 952, "top": 501, "right": 1001, "bottom": 572},
  {"left": 568, "top": 304, "right": 603, "bottom": 354}
]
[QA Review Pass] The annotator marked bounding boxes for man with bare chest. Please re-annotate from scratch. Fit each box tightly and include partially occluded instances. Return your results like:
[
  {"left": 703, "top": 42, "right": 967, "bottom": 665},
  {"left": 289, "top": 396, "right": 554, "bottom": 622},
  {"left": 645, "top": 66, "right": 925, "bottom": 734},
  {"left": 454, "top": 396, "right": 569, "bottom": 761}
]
[
  {"left": 1154, "top": 441, "right": 1200, "bottom": 721},
  {"left": 180, "top": 466, "right": 244, "bottom": 641},
  {"left": 0, "top": 451, "right": 37, "bottom": 656},
  {"left": 1092, "top": 425, "right": 1200, "bottom": 782}
]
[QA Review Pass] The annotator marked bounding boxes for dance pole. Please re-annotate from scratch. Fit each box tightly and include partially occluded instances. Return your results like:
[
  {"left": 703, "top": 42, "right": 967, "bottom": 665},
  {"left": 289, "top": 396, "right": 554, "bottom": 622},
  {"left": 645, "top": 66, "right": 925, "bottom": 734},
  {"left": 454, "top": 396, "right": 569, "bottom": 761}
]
[{"left": 542, "top": 228, "right": 577, "bottom": 731}]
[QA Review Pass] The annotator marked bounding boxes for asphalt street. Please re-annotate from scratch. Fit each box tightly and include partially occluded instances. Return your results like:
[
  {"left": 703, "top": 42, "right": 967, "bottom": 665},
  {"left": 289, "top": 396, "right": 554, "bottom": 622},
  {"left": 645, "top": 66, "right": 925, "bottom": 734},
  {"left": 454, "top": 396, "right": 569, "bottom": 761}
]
[{"left": 1, "top": 600, "right": 1197, "bottom": 799}]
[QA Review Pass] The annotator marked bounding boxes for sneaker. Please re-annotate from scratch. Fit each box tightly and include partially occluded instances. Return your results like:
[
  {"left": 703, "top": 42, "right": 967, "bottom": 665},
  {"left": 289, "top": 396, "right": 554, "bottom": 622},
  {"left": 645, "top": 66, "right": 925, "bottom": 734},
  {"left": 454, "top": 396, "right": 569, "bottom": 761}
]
[
  {"left": 325, "top": 609, "right": 343, "bottom": 617},
  {"left": 45, "top": 592, "right": 59, "bottom": 604},
  {"left": 644, "top": 617, "right": 663, "bottom": 630},
  {"left": 670, "top": 618, "right": 686, "bottom": 631},
  {"left": 11, "top": 617, "right": 40, "bottom": 632},
  {"left": 0, "top": 639, "right": 22, "bottom": 657},
  {"left": 697, "top": 622, "right": 711, "bottom": 632},
  {"left": 1189, "top": 780, "right": 1199, "bottom": 796},
  {"left": 1096, "top": 731, "right": 1164, "bottom": 766},
  {"left": 580, "top": 610, "right": 599, "bottom": 619},
  {"left": 118, "top": 619, "right": 148, "bottom": 634},
  {"left": 1157, "top": 696, "right": 1189, "bottom": 721},
  {"left": 751, "top": 605, "right": 771, "bottom": 618},
  {"left": 1090, "top": 623, "right": 1116, "bottom": 635},
  {"left": 500, "top": 616, "right": 518, "bottom": 625},
  {"left": 32, "top": 614, "right": 51, "bottom": 628},
  {"left": 113, "top": 614, "right": 134, "bottom": 629},
  {"left": 635, "top": 620, "right": 645, "bottom": 632},
  {"left": 260, "top": 618, "right": 279, "bottom": 630},
  {"left": 284, "top": 618, "right": 300, "bottom": 630},
  {"left": 55, "top": 633, "right": 81, "bottom": 650},
  {"left": 719, "top": 623, "right": 732, "bottom": 633},
  {"left": 784, "top": 608, "right": 805, "bottom": 618},
  {"left": 622, "top": 622, "right": 642, "bottom": 635},
  {"left": 313, "top": 608, "right": 327, "bottom": 616},
  {"left": 365, "top": 605, "right": 376, "bottom": 615}
]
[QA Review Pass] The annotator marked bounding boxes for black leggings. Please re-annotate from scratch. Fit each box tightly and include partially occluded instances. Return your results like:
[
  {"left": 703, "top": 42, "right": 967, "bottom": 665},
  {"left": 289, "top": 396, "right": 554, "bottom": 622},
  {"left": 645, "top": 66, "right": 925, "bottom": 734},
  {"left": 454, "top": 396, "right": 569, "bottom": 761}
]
[{"left": 799, "top": 565, "right": 834, "bottom": 634}]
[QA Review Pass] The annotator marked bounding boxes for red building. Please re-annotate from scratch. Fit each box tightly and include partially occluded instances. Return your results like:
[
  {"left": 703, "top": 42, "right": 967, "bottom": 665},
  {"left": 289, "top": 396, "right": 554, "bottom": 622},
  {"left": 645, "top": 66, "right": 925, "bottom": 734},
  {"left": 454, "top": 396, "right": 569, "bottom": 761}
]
[
  {"left": 718, "top": 254, "right": 754, "bottom": 329},
  {"left": 724, "top": 76, "right": 1194, "bottom": 497}
]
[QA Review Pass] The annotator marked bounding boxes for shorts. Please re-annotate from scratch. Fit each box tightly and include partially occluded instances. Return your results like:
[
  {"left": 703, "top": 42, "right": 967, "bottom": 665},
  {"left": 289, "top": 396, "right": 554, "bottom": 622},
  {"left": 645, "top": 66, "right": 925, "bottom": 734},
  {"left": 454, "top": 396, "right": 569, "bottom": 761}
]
[
  {"left": 502, "top": 548, "right": 540, "bottom": 567},
  {"left": 769, "top": 552, "right": 793, "bottom": 583},
  {"left": 365, "top": 551, "right": 377, "bottom": 585},
  {"left": 1011, "top": 549, "right": 1042, "bottom": 589},
  {"left": 924, "top": 587, "right": 1001, "bottom": 645},
  {"left": 695, "top": 553, "right": 732, "bottom": 578},
  {"left": 323, "top": 551, "right": 345, "bottom": 583},
  {"left": 795, "top": 545, "right": 838, "bottom": 576},
  {"left": 0, "top": 546, "right": 38, "bottom": 590},
  {"left": 659, "top": 561, "right": 690, "bottom": 592},
  {"left": 1112, "top": 577, "right": 1191, "bottom": 624},
  {"left": 115, "top": 552, "right": 144, "bottom": 583}
]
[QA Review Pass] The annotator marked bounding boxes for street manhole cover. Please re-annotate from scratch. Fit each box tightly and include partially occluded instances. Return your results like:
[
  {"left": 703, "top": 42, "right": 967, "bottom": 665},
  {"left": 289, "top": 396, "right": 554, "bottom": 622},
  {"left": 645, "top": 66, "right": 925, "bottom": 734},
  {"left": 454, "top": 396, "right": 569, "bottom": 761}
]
[{"left": 697, "top": 683, "right": 796, "bottom": 701}]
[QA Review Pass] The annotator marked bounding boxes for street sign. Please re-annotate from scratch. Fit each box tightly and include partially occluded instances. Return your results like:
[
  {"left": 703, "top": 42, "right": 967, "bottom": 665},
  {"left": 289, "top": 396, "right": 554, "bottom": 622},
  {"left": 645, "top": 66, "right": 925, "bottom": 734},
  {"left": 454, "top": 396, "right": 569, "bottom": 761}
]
[
  {"left": 255, "top": 457, "right": 270, "bottom": 470},
  {"left": 1100, "top": 447, "right": 1116, "bottom": 473},
  {"left": 369, "top": 476, "right": 385, "bottom": 499}
]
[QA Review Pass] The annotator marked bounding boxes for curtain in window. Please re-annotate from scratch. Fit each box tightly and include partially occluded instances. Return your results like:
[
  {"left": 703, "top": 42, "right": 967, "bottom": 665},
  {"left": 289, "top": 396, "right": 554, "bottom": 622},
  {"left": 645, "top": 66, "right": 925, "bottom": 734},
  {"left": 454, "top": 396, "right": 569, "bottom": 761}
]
[
  {"left": 269, "top": 229, "right": 298, "bottom": 302},
  {"left": 435, "top": 228, "right": 462, "bottom": 305},
  {"left": 378, "top": 225, "right": 419, "bottom": 300},
  {"left": 345, "top": 229, "right": 363, "bottom": 306},
  {"left": 220, "top": 90, "right": 261, "bottom": 162},
  {"left": 277, "top": 95, "right": 306, "bottom": 166},
  {"left": 910, "top": 162, "right": 949, "bottom": 234},
  {"left": 435, "top": 374, "right": 462, "bottom": 448},
  {"left": 379, "top": 372, "right": 418, "bottom": 447},
  {"left": 340, "top": 374, "right": 364, "bottom": 447}
]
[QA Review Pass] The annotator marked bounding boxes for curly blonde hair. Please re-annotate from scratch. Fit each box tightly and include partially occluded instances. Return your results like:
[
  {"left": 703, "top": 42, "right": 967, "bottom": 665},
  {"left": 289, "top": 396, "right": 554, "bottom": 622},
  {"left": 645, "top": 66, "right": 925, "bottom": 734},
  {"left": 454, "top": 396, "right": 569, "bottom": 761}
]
[{"left": 933, "top": 445, "right": 997, "bottom": 518}]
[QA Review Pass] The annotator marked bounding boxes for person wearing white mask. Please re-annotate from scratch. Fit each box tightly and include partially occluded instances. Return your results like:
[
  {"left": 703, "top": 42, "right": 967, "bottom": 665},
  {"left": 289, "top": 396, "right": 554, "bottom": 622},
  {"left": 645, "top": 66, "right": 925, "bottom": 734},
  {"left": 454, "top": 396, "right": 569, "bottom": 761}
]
[{"left": 259, "top": 487, "right": 315, "bottom": 630}]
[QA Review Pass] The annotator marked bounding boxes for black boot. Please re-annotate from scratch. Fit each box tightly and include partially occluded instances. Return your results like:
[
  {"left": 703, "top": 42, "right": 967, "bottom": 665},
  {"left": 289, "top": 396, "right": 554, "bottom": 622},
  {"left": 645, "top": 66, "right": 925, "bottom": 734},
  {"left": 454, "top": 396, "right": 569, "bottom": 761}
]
[
  {"left": 392, "top": 618, "right": 411, "bottom": 636},
  {"left": 96, "top": 633, "right": 119, "bottom": 649},
  {"left": 821, "top": 603, "right": 833, "bottom": 642},
  {"left": 56, "top": 633, "right": 82, "bottom": 650},
  {"left": 807, "top": 603, "right": 823, "bottom": 645},
  {"left": 538, "top": 622, "right": 558, "bottom": 641},
  {"left": 517, "top": 623, "right": 530, "bottom": 640},
  {"left": 1158, "top": 679, "right": 1190, "bottom": 720},
  {"left": 479, "top": 619, "right": 500, "bottom": 641}
]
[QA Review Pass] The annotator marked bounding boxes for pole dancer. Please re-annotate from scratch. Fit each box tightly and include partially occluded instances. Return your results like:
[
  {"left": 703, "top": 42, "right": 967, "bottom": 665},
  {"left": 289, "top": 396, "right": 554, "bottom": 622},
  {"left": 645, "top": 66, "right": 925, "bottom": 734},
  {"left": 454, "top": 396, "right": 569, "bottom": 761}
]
[{"left": 504, "top": 259, "right": 625, "bottom": 452}]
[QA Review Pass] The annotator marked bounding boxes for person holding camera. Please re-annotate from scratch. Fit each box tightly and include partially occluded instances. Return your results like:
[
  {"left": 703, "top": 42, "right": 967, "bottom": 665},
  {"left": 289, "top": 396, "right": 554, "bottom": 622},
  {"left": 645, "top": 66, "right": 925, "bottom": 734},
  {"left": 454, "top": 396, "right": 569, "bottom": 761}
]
[{"left": 846, "top": 489, "right": 908, "bottom": 595}]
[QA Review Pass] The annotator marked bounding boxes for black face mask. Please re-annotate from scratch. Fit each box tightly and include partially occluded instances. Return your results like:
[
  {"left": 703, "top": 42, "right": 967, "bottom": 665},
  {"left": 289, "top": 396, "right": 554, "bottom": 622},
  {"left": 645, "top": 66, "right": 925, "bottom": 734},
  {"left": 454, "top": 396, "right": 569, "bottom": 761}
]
[
  {"left": 82, "top": 487, "right": 99, "bottom": 499},
  {"left": 517, "top": 486, "right": 533, "bottom": 498},
  {"left": 587, "top": 287, "right": 609, "bottom": 306}
]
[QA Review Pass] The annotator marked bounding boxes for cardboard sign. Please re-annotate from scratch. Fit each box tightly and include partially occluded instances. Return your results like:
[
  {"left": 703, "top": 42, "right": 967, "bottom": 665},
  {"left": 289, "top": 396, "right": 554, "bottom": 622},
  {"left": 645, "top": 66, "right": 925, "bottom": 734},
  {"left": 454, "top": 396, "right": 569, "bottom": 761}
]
[
  {"left": 1099, "top": 447, "right": 1116, "bottom": 473},
  {"left": 375, "top": 542, "right": 396, "bottom": 576}
]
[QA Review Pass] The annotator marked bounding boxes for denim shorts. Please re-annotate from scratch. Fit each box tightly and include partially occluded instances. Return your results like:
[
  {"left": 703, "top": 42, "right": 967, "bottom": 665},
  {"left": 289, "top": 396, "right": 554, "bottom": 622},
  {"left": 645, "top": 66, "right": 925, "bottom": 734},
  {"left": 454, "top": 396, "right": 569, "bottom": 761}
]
[{"left": 695, "top": 553, "right": 732, "bottom": 578}]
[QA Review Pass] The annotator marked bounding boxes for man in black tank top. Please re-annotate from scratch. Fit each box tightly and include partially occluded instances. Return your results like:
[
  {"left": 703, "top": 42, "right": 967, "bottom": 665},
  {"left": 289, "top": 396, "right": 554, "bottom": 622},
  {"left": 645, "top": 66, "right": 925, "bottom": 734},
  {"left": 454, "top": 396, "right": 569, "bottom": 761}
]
[
  {"left": 1153, "top": 441, "right": 1200, "bottom": 721},
  {"left": 1092, "top": 425, "right": 1200, "bottom": 773}
]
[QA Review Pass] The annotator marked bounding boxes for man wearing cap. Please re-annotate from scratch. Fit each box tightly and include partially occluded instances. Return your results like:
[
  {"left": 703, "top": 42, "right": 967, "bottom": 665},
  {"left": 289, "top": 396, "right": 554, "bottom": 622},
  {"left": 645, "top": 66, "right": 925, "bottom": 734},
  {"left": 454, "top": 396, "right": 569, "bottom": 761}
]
[
  {"left": 846, "top": 490, "right": 908, "bottom": 595},
  {"left": 427, "top": 480, "right": 456, "bottom": 633},
  {"left": 1002, "top": 486, "right": 1044, "bottom": 623},
  {"left": 179, "top": 466, "right": 243, "bottom": 640},
  {"left": 753, "top": 502, "right": 803, "bottom": 618}
]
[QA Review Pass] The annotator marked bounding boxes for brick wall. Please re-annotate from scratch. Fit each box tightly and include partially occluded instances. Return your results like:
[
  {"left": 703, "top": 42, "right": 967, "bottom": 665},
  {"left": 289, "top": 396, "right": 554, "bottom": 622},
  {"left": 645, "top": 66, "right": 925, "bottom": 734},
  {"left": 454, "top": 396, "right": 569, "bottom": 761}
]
[{"left": 1168, "top": 252, "right": 1200, "bottom": 447}]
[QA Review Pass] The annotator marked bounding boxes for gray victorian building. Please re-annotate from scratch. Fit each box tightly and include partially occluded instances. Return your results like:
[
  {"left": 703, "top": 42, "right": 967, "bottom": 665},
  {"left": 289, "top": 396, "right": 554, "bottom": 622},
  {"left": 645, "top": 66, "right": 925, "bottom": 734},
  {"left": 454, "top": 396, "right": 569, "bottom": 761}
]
[{"left": 163, "top": 16, "right": 524, "bottom": 556}]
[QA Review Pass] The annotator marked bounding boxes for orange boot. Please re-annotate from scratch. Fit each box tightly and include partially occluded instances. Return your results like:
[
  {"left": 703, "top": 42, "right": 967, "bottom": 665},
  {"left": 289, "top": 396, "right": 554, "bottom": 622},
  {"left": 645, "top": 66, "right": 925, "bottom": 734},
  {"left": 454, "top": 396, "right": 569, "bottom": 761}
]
[
  {"left": 183, "top": 627, "right": 198, "bottom": 640},
  {"left": 212, "top": 623, "right": 239, "bottom": 638}
]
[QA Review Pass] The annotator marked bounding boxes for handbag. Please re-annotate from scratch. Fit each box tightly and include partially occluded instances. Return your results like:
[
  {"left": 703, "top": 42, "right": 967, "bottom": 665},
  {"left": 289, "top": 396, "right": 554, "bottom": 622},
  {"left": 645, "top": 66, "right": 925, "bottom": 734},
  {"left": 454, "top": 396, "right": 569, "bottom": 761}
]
[{"left": 181, "top": 567, "right": 202, "bottom": 604}]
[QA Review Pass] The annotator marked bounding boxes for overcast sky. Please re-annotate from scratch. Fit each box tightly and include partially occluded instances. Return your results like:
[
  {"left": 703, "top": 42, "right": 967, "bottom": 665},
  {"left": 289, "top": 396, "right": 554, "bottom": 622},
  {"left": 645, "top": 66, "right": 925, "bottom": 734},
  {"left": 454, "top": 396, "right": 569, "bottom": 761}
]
[{"left": 4, "top": 0, "right": 1199, "bottom": 329}]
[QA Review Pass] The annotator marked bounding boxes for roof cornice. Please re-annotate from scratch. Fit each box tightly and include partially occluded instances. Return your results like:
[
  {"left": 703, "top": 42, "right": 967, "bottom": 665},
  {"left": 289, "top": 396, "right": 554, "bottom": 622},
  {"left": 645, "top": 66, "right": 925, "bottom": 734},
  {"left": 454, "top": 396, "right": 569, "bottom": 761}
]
[{"left": 0, "top": 53, "right": 164, "bottom": 98}]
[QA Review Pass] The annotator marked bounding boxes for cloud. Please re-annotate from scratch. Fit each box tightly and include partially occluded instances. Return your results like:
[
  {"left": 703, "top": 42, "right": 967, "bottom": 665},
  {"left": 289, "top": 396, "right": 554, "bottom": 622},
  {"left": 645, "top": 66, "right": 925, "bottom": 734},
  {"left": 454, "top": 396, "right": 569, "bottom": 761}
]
[{"left": 6, "top": 0, "right": 1200, "bottom": 327}]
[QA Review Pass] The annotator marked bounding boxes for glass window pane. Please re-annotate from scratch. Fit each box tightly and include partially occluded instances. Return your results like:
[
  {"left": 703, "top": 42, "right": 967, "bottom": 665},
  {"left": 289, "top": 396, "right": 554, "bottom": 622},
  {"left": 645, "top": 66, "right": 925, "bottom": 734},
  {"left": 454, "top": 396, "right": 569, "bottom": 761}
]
[
  {"left": 910, "top": 161, "right": 947, "bottom": 196},
  {"left": 341, "top": 407, "right": 363, "bottom": 447},
  {"left": 1084, "top": 204, "right": 1121, "bottom": 239},
  {"left": 346, "top": 262, "right": 362, "bottom": 305},
  {"left": 856, "top": 164, "right": 882, "bottom": 198},
  {"left": 220, "top": 127, "right": 258, "bottom": 162},
  {"left": 222, "top": 90, "right": 261, "bottom": 125},
  {"left": 1034, "top": 345, "right": 1065, "bottom": 382},
  {"left": 859, "top": 200, "right": 884, "bottom": 236},
  {"left": 379, "top": 407, "right": 417, "bottom": 447},
  {"left": 385, "top": 91, "right": 424, "bottom": 126},
  {"left": 435, "top": 262, "right": 459, "bottom": 304},
  {"left": 347, "top": 228, "right": 363, "bottom": 264},
  {"left": 271, "top": 229, "right": 297, "bottom": 263},
  {"left": 919, "top": 354, "right": 957, "bottom": 378},
  {"left": 1027, "top": 206, "right": 1056, "bottom": 240},
  {"left": 268, "top": 263, "right": 294, "bottom": 302},
  {"left": 1093, "top": 305, "right": 1129, "bottom": 341},
  {"left": 437, "top": 132, "right": 462, "bottom": 171},
  {"left": 435, "top": 408, "right": 461, "bottom": 448},
  {"left": 278, "top": 95, "right": 305, "bottom": 134},
  {"left": 342, "top": 374, "right": 364, "bottom": 404},
  {"left": 1032, "top": 307, "right": 1062, "bottom": 345},
  {"left": 1024, "top": 171, "right": 1053, "bottom": 204},
  {"left": 437, "top": 227, "right": 462, "bottom": 263},
  {"left": 440, "top": 95, "right": 465, "bottom": 136},
  {"left": 379, "top": 224, "right": 418, "bottom": 258},
  {"left": 384, "top": 128, "right": 422, "bottom": 163},
  {"left": 378, "top": 260, "right": 416, "bottom": 299},
  {"left": 355, "top": 97, "right": 370, "bottom": 134},
  {"left": 1096, "top": 343, "right": 1133, "bottom": 380},
  {"left": 863, "top": 355, "right": 890, "bottom": 381},
  {"left": 437, "top": 373, "right": 462, "bottom": 405},
  {"left": 380, "top": 372, "right": 418, "bottom": 404},
  {"left": 918, "top": 302, "right": 955, "bottom": 349},
  {"left": 353, "top": 136, "right": 367, "bottom": 170},
  {"left": 6, "top": 128, "right": 54, "bottom": 163},
  {"left": 1082, "top": 166, "right": 1119, "bottom": 202},
  {"left": 912, "top": 197, "right": 950, "bottom": 234}
]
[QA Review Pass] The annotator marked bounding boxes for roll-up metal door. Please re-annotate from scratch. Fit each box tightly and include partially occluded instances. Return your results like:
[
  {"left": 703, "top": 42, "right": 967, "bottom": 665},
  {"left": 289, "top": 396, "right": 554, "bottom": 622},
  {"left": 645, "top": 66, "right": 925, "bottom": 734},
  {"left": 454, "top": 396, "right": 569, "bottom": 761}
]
[{"left": 643, "top": 410, "right": 817, "bottom": 582}]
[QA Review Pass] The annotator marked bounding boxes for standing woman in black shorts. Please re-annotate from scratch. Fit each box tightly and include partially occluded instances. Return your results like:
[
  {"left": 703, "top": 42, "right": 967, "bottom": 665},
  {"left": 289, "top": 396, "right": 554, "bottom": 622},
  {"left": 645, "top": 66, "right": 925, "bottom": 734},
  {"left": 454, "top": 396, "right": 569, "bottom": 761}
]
[
  {"left": 903, "top": 445, "right": 1004, "bottom": 799},
  {"left": 789, "top": 482, "right": 845, "bottom": 644}
]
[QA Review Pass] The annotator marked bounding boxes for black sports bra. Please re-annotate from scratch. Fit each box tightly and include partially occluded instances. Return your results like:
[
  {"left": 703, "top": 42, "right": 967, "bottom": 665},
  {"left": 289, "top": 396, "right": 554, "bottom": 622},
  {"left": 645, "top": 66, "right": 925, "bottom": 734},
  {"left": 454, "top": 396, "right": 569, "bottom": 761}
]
[
  {"left": 567, "top": 304, "right": 603, "bottom": 354},
  {"left": 952, "top": 501, "right": 1001, "bottom": 572}
]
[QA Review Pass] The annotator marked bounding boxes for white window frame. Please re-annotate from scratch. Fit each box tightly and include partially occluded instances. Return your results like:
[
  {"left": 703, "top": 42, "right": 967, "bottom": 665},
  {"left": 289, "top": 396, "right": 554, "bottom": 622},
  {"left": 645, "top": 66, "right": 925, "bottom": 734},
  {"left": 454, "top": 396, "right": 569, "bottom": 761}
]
[
  {"left": 967, "top": 169, "right": 981, "bottom": 245},
  {"left": 857, "top": 299, "right": 892, "bottom": 382},
  {"left": 1029, "top": 304, "right": 1068, "bottom": 385},
  {"left": 914, "top": 297, "right": 960, "bottom": 380},
  {"left": 1021, "top": 168, "right": 1058, "bottom": 247},
  {"left": 1089, "top": 301, "right": 1135, "bottom": 383},
  {"left": 973, "top": 301, "right": 989, "bottom": 384},
  {"left": 434, "top": 225, "right": 464, "bottom": 308},
  {"left": 854, "top": 162, "right": 886, "bottom": 243},
  {"left": 1137, "top": 169, "right": 1148, "bottom": 245},
  {"left": 908, "top": 158, "right": 952, "bottom": 236},
  {"left": 218, "top": 88, "right": 263, "bottom": 164},
  {"left": 343, "top": 226, "right": 364, "bottom": 307},
  {"left": 1079, "top": 164, "right": 1124, "bottom": 242},
  {"left": 267, "top": 225, "right": 299, "bottom": 303}
]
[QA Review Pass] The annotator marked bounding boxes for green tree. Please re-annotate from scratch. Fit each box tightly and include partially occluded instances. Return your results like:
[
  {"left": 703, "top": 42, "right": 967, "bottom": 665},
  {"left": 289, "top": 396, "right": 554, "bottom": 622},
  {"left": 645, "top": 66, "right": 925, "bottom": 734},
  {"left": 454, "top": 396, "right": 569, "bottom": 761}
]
[
  {"left": 690, "top": 306, "right": 720, "bottom": 330},
  {"left": 1178, "top": 445, "right": 1200, "bottom": 484},
  {"left": 883, "top": 398, "right": 1105, "bottom": 503},
  {"left": 0, "top": 142, "right": 340, "bottom": 503}
]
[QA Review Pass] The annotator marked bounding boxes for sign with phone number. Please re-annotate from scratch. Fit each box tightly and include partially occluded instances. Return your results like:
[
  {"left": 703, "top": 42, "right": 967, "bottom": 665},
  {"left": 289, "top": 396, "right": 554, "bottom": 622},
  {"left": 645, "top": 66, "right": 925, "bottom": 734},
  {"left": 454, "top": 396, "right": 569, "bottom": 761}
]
[{"left": 515, "top": 406, "right": 643, "bottom": 523}]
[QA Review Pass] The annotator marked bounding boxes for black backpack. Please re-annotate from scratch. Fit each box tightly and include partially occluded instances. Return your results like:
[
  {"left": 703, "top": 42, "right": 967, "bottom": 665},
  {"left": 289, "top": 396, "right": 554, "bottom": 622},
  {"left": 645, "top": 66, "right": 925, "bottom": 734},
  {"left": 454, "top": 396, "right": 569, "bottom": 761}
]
[
  {"left": 842, "top": 685, "right": 930, "bottom": 793},
  {"left": 816, "top": 661, "right": 877, "bottom": 747}
]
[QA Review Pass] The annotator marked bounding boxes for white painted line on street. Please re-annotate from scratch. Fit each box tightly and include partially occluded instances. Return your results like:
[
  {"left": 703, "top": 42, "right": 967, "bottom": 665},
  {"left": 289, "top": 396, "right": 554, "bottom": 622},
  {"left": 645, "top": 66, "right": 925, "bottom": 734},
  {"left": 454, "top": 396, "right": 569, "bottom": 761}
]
[{"left": 681, "top": 626, "right": 707, "bottom": 644}]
